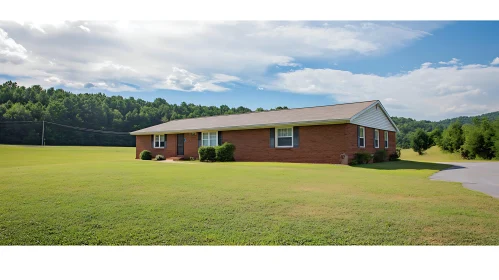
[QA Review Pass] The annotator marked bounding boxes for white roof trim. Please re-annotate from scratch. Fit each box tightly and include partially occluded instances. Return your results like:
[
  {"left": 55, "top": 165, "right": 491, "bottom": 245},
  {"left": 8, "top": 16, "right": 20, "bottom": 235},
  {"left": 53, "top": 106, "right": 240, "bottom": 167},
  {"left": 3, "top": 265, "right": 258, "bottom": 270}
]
[{"left": 350, "top": 100, "right": 400, "bottom": 132}]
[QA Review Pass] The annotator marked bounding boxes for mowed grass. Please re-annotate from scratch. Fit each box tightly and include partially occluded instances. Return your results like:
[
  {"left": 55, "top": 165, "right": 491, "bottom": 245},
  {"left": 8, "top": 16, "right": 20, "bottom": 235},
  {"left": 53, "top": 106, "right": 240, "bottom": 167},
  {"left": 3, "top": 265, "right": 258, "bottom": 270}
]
[
  {"left": 401, "top": 146, "right": 497, "bottom": 162},
  {"left": 1, "top": 145, "right": 498, "bottom": 245}
]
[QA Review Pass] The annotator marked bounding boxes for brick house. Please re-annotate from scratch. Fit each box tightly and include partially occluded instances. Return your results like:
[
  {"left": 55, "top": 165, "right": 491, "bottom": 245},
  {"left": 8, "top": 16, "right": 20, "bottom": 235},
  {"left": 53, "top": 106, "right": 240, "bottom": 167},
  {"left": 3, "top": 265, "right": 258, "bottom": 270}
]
[{"left": 130, "top": 100, "right": 399, "bottom": 164}]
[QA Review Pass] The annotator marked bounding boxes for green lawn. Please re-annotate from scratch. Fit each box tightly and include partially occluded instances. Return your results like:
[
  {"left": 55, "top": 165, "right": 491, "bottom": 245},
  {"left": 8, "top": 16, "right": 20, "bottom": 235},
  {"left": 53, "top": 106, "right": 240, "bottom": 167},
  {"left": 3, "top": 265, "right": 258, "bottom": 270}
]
[
  {"left": 1, "top": 145, "right": 498, "bottom": 245},
  {"left": 401, "top": 146, "right": 497, "bottom": 162}
]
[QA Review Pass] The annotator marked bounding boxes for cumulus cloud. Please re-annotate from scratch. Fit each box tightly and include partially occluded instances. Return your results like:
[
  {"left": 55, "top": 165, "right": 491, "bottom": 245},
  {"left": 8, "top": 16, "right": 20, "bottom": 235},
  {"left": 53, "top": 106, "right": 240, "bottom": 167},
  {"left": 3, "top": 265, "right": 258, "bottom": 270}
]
[
  {"left": 0, "top": 20, "right": 439, "bottom": 94},
  {"left": 267, "top": 59, "right": 499, "bottom": 120},
  {"left": 491, "top": 57, "right": 499, "bottom": 65},
  {"left": 79, "top": 25, "right": 90, "bottom": 33},
  {"left": 439, "top": 58, "right": 460, "bottom": 65},
  {"left": 154, "top": 67, "right": 238, "bottom": 92},
  {"left": 0, "top": 28, "right": 28, "bottom": 64}
]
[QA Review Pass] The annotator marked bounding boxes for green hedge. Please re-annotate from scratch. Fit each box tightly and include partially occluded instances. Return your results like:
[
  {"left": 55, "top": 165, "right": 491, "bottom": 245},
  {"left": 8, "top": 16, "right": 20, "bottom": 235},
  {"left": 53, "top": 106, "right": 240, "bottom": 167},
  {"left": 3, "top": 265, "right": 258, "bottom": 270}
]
[
  {"left": 155, "top": 154, "right": 165, "bottom": 161},
  {"left": 350, "top": 152, "right": 372, "bottom": 165},
  {"left": 389, "top": 148, "right": 401, "bottom": 161},
  {"left": 198, "top": 146, "right": 216, "bottom": 162},
  {"left": 139, "top": 150, "right": 152, "bottom": 160},
  {"left": 373, "top": 150, "right": 388, "bottom": 163},
  {"left": 215, "top": 142, "right": 236, "bottom": 162}
]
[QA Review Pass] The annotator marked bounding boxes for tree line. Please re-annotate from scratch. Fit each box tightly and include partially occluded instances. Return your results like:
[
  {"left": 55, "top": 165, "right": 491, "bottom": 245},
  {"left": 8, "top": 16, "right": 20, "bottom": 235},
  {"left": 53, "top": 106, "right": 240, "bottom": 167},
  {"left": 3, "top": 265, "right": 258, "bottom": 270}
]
[
  {"left": 392, "top": 111, "right": 499, "bottom": 149},
  {"left": 409, "top": 118, "right": 499, "bottom": 160},
  {"left": 0, "top": 81, "right": 288, "bottom": 146}
]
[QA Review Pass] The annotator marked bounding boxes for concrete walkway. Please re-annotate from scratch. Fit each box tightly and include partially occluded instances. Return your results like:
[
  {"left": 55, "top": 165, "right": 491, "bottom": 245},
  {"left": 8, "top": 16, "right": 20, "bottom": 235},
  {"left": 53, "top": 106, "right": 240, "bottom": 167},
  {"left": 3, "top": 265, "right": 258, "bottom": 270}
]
[{"left": 430, "top": 162, "right": 499, "bottom": 198}]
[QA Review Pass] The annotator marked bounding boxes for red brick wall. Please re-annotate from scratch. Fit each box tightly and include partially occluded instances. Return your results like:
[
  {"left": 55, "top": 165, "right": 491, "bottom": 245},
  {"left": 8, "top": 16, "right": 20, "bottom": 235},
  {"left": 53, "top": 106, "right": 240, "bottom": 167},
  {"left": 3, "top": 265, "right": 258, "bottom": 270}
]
[
  {"left": 184, "top": 133, "right": 200, "bottom": 159},
  {"left": 136, "top": 133, "right": 200, "bottom": 159},
  {"left": 344, "top": 124, "right": 396, "bottom": 162},
  {"left": 135, "top": 124, "right": 397, "bottom": 163}
]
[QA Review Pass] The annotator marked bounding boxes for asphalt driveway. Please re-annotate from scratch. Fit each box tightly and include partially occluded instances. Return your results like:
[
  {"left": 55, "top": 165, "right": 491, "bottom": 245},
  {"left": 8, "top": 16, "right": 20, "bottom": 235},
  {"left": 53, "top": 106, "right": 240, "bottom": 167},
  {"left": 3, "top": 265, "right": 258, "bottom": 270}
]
[{"left": 430, "top": 162, "right": 499, "bottom": 198}]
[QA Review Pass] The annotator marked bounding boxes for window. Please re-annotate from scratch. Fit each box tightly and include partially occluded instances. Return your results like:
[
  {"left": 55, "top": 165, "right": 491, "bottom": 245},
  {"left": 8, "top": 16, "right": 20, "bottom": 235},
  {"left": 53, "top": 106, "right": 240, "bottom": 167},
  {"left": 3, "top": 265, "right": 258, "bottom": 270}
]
[
  {"left": 359, "top": 126, "right": 365, "bottom": 148},
  {"left": 276, "top": 127, "right": 293, "bottom": 147},
  {"left": 202, "top": 132, "right": 218, "bottom": 147},
  {"left": 374, "top": 129, "right": 379, "bottom": 148},
  {"left": 384, "top": 131, "right": 389, "bottom": 148},
  {"left": 154, "top": 134, "right": 165, "bottom": 148}
]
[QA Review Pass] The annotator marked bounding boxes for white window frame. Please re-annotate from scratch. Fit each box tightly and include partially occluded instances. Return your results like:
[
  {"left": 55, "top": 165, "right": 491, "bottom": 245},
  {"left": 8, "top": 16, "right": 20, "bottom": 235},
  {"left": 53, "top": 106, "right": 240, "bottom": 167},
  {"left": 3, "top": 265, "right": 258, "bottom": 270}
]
[
  {"left": 384, "top": 131, "right": 389, "bottom": 148},
  {"left": 374, "top": 129, "right": 379, "bottom": 148},
  {"left": 201, "top": 131, "right": 218, "bottom": 147},
  {"left": 275, "top": 127, "right": 293, "bottom": 148},
  {"left": 153, "top": 134, "right": 165, "bottom": 149},
  {"left": 359, "top": 126, "right": 365, "bottom": 148}
]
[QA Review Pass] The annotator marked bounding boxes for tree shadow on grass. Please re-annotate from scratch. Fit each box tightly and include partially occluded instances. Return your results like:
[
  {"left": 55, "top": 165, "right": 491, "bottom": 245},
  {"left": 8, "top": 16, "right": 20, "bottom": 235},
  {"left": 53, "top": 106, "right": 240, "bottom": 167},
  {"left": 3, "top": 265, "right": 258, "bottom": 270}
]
[{"left": 353, "top": 160, "right": 463, "bottom": 171}]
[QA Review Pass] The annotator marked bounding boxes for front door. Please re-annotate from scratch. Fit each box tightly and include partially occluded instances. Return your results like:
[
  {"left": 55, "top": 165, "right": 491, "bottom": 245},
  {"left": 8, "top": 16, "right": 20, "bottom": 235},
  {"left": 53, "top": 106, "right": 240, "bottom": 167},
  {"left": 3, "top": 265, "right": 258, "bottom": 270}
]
[{"left": 177, "top": 134, "right": 184, "bottom": 155}]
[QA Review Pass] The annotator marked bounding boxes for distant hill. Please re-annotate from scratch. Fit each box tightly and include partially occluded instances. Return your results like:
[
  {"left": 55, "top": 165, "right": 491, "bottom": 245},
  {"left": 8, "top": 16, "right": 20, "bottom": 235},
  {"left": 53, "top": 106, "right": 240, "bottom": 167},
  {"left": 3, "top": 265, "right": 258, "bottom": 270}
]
[
  {"left": 435, "top": 111, "right": 499, "bottom": 127},
  {"left": 392, "top": 111, "right": 499, "bottom": 148}
]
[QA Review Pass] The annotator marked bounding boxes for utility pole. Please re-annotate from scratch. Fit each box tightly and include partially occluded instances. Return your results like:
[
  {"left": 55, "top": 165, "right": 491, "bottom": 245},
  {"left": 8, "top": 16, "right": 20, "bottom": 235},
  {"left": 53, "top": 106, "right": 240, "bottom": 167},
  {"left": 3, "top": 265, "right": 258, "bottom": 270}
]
[{"left": 41, "top": 121, "right": 45, "bottom": 146}]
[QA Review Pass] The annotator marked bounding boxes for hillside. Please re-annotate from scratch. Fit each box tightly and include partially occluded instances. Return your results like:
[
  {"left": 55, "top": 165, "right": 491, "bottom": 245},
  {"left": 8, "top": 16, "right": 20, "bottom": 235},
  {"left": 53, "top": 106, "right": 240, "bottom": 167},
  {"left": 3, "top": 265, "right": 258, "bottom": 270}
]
[
  {"left": 0, "top": 81, "right": 287, "bottom": 146},
  {"left": 1, "top": 81, "right": 497, "bottom": 148},
  {"left": 392, "top": 111, "right": 499, "bottom": 148}
]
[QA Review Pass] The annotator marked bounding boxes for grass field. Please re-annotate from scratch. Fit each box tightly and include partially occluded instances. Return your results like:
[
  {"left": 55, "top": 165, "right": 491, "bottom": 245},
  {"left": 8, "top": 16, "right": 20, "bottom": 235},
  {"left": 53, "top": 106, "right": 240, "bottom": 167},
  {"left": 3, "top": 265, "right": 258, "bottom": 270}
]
[
  {"left": 401, "top": 146, "right": 497, "bottom": 162},
  {"left": 1, "top": 145, "right": 498, "bottom": 245}
]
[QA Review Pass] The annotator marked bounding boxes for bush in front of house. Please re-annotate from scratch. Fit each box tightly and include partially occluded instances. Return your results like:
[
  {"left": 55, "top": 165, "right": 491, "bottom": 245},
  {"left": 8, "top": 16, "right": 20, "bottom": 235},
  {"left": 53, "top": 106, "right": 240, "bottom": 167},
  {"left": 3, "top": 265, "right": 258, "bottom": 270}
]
[
  {"left": 215, "top": 142, "right": 236, "bottom": 162},
  {"left": 373, "top": 149, "right": 388, "bottom": 163},
  {"left": 155, "top": 154, "right": 165, "bottom": 161},
  {"left": 198, "top": 146, "right": 216, "bottom": 162},
  {"left": 389, "top": 148, "right": 401, "bottom": 161},
  {"left": 350, "top": 152, "right": 373, "bottom": 165},
  {"left": 139, "top": 150, "right": 152, "bottom": 160}
]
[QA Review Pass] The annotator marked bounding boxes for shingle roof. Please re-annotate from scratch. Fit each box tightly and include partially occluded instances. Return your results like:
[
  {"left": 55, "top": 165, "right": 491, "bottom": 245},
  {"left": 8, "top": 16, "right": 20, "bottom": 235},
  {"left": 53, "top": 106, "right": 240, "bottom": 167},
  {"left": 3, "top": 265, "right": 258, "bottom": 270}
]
[{"left": 130, "top": 100, "right": 378, "bottom": 135}]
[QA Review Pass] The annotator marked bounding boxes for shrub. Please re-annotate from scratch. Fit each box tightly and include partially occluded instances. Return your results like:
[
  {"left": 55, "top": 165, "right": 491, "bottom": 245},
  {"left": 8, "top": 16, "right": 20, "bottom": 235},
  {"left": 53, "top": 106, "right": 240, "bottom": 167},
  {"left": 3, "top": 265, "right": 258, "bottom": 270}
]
[
  {"left": 411, "top": 128, "right": 432, "bottom": 155},
  {"left": 139, "top": 150, "right": 152, "bottom": 160},
  {"left": 389, "top": 148, "right": 401, "bottom": 161},
  {"left": 351, "top": 152, "right": 373, "bottom": 165},
  {"left": 155, "top": 154, "right": 165, "bottom": 161},
  {"left": 439, "top": 121, "right": 465, "bottom": 153},
  {"left": 373, "top": 149, "right": 388, "bottom": 163},
  {"left": 198, "top": 146, "right": 216, "bottom": 162},
  {"left": 215, "top": 142, "right": 236, "bottom": 162}
]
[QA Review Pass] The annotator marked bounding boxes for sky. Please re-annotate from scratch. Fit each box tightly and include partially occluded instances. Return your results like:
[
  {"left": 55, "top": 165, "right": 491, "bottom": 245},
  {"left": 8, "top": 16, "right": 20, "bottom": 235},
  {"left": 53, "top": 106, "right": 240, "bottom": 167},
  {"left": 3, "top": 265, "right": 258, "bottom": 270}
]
[{"left": 0, "top": 20, "right": 499, "bottom": 121}]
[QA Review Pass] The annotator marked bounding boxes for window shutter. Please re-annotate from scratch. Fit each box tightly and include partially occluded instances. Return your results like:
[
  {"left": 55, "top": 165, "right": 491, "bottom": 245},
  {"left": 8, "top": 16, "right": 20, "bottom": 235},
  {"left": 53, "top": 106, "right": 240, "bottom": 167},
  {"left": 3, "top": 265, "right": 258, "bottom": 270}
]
[
  {"left": 198, "top": 132, "right": 201, "bottom": 147},
  {"left": 269, "top": 128, "right": 275, "bottom": 148},
  {"left": 293, "top": 127, "right": 299, "bottom": 147},
  {"left": 357, "top": 126, "right": 360, "bottom": 147},
  {"left": 218, "top": 131, "right": 222, "bottom": 146},
  {"left": 151, "top": 135, "right": 154, "bottom": 148},
  {"left": 374, "top": 128, "right": 376, "bottom": 147},
  {"left": 164, "top": 134, "right": 167, "bottom": 148}
]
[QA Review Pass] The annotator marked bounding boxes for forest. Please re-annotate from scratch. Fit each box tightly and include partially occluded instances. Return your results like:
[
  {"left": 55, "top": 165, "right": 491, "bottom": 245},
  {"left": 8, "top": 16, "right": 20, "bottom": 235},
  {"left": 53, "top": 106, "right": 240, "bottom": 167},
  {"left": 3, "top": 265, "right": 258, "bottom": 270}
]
[
  {"left": 1, "top": 80, "right": 498, "bottom": 157},
  {"left": 0, "top": 81, "right": 287, "bottom": 146},
  {"left": 393, "top": 111, "right": 499, "bottom": 149}
]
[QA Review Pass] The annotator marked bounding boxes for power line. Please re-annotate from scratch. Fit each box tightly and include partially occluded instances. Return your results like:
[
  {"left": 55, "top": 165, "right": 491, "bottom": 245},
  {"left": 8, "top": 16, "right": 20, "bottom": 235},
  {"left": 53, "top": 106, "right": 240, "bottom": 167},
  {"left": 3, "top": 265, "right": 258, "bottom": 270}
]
[{"left": 0, "top": 120, "right": 131, "bottom": 135}]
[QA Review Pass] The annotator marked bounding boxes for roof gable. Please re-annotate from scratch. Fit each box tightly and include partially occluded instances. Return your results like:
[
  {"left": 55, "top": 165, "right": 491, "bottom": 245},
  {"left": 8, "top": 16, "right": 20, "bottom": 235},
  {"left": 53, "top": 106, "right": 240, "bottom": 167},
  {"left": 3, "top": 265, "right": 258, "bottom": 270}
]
[{"left": 350, "top": 101, "right": 399, "bottom": 132}]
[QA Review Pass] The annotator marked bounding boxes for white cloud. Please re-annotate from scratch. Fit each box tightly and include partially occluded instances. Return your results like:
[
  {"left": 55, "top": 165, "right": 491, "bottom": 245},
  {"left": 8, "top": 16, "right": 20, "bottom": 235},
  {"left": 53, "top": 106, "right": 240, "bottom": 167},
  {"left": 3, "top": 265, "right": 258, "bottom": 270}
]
[
  {"left": 79, "top": 25, "right": 90, "bottom": 33},
  {"left": 491, "top": 57, "right": 499, "bottom": 65},
  {"left": 0, "top": 21, "right": 439, "bottom": 94},
  {"left": 154, "top": 67, "right": 239, "bottom": 92},
  {"left": 0, "top": 28, "right": 28, "bottom": 64},
  {"left": 267, "top": 59, "right": 499, "bottom": 120},
  {"left": 438, "top": 58, "right": 460, "bottom": 65},
  {"left": 421, "top": 62, "right": 432, "bottom": 69}
]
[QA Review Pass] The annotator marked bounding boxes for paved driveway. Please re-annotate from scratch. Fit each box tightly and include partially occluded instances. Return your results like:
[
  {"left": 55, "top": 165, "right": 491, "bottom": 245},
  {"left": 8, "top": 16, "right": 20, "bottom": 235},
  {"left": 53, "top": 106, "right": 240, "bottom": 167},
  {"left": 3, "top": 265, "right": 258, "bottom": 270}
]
[{"left": 430, "top": 162, "right": 499, "bottom": 198}]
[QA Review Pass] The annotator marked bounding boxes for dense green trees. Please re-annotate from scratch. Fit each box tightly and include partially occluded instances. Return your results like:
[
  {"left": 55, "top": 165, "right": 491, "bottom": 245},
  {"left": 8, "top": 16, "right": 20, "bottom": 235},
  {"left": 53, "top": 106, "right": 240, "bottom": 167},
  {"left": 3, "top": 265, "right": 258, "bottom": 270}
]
[
  {"left": 440, "top": 121, "right": 465, "bottom": 153},
  {"left": 411, "top": 129, "right": 433, "bottom": 155},
  {"left": 0, "top": 81, "right": 285, "bottom": 146},
  {"left": 434, "top": 118, "right": 499, "bottom": 160},
  {"left": 392, "top": 111, "right": 498, "bottom": 149}
]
